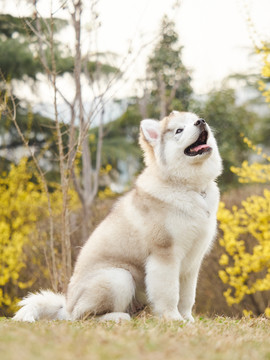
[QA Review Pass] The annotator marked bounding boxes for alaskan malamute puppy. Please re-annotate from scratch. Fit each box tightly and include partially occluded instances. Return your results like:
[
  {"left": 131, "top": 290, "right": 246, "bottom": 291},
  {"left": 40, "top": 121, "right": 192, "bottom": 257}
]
[{"left": 14, "top": 111, "right": 222, "bottom": 323}]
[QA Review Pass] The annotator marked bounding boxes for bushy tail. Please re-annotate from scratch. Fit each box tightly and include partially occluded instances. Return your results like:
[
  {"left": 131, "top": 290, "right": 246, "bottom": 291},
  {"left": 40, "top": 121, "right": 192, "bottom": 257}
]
[{"left": 13, "top": 290, "right": 70, "bottom": 322}]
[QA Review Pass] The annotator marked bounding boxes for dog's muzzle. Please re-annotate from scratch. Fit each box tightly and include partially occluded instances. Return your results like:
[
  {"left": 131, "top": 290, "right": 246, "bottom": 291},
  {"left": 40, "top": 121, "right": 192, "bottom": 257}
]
[{"left": 184, "top": 119, "right": 212, "bottom": 157}]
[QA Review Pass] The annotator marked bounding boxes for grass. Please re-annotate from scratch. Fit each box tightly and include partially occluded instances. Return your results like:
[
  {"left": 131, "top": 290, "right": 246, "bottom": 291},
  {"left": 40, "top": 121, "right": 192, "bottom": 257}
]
[{"left": 1, "top": 315, "right": 270, "bottom": 360}]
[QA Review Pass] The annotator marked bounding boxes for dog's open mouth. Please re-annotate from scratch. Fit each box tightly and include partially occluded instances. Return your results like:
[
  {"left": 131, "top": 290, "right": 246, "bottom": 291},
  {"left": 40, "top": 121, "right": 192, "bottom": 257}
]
[{"left": 184, "top": 130, "right": 212, "bottom": 156}]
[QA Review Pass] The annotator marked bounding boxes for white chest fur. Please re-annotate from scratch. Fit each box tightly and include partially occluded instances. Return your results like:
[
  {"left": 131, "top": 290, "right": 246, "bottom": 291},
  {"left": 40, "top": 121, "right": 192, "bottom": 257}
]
[
  {"left": 166, "top": 183, "right": 219, "bottom": 270},
  {"left": 136, "top": 171, "right": 220, "bottom": 268}
]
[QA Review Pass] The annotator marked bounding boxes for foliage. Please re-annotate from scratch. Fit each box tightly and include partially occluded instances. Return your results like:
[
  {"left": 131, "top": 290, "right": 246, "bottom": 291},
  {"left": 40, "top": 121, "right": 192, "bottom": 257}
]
[
  {"left": 231, "top": 137, "right": 270, "bottom": 184},
  {"left": 218, "top": 189, "right": 270, "bottom": 314},
  {"left": 198, "top": 89, "right": 261, "bottom": 190},
  {"left": 0, "top": 37, "right": 42, "bottom": 80},
  {"left": 257, "top": 43, "right": 270, "bottom": 104},
  {"left": 0, "top": 159, "right": 46, "bottom": 311},
  {"left": 0, "top": 13, "right": 119, "bottom": 82},
  {"left": 0, "top": 14, "right": 67, "bottom": 38},
  {"left": 97, "top": 164, "right": 117, "bottom": 199},
  {"left": 0, "top": 14, "right": 68, "bottom": 80},
  {"left": 218, "top": 86, "right": 270, "bottom": 316},
  {"left": 0, "top": 159, "right": 77, "bottom": 313},
  {"left": 146, "top": 15, "right": 193, "bottom": 118},
  {"left": 98, "top": 186, "right": 117, "bottom": 200},
  {"left": 0, "top": 95, "right": 68, "bottom": 181},
  {"left": 89, "top": 117, "right": 141, "bottom": 168},
  {"left": 86, "top": 103, "right": 142, "bottom": 181},
  {"left": 118, "top": 15, "right": 192, "bottom": 126}
]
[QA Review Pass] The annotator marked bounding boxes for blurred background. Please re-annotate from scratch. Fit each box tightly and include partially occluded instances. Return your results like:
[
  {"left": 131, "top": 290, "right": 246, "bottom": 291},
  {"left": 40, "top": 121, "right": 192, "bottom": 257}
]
[{"left": 0, "top": 0, "right": 269, "bottom": 318}]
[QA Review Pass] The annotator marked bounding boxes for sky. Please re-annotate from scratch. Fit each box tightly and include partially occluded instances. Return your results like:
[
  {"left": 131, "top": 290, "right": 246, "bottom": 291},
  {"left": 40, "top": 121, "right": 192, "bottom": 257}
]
[
  {"left": 2, "top": 0, "right": 270, "bottom": 99},
  {"left": 94, "top": 0, "right": 270, "bottom": 94}
]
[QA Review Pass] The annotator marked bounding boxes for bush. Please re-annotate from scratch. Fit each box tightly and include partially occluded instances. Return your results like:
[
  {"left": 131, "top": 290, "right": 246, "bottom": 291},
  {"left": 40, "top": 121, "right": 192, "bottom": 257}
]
[
  {"left": 217, "top": 142, "right": 270, "bottom": 317},
  {"left": 0, "top": 159, "right": 49, "bottom": 312},
  {"left": 0, "top": 159, "right": 78, "bottom": 315}
]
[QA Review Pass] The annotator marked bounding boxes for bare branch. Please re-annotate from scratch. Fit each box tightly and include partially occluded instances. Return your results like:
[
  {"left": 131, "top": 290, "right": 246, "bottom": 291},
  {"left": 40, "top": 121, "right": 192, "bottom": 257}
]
[{"left": 88, "top": 105, "right": 104, "bottom": 205}]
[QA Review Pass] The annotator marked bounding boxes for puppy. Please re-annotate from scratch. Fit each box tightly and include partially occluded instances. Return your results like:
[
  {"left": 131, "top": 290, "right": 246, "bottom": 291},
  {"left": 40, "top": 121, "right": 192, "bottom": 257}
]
[{"left": 14, "top": 111, "right": 222, "bottom": 323}]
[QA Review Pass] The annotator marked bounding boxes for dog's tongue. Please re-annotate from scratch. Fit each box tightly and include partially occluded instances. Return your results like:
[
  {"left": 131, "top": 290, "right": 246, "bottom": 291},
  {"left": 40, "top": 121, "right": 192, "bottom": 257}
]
[{"left": 190, "top": 144, "right": 209, "bottom": 152}]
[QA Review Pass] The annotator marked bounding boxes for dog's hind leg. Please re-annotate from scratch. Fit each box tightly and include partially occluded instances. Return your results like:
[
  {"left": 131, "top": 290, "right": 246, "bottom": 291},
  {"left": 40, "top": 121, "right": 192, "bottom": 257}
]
[{"left": 67, "top": 268, "right": 135, "bottom": 321}]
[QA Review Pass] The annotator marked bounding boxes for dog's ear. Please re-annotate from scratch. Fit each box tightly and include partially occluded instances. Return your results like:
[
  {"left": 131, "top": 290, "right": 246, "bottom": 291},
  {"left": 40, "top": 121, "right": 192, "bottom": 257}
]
[{"left": 140, "top": 119, "right": 160, "bottom": 145}]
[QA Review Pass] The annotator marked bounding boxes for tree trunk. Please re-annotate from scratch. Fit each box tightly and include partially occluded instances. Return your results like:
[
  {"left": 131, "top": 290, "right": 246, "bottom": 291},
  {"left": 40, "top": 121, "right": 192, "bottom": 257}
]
[{"left": 158, "top": 72, "right": 167, "bottom": 119}]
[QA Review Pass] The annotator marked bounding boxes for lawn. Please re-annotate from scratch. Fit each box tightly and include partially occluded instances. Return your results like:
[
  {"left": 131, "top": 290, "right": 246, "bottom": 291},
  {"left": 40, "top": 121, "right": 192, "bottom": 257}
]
[{"left": 1, "top": 315, "right": 270, "bottom": 360}]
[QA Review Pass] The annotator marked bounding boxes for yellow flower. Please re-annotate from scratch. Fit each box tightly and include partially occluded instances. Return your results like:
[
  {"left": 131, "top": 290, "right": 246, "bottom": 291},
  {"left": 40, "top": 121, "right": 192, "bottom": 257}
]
[
  {"left": 219, "top": 254, "right": 229, "bottom": 266},
  {"left": 243, "top": 309, "right": 253, "bottom": 318},
  {"left": 264, "top": 307, "right": 270, "bottom": 318}
]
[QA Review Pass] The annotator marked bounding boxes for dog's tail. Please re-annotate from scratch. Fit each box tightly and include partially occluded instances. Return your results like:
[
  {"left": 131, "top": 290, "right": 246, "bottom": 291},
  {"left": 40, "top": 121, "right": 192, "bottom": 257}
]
[{"left": 13, "top": 290, "right": 70, "bottom": 322}]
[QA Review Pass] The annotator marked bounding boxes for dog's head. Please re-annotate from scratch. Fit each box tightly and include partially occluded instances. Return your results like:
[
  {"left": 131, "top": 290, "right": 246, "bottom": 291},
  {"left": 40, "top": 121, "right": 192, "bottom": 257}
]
[{"left": 139, "top": 111, "right": 222, "bottom": 185}]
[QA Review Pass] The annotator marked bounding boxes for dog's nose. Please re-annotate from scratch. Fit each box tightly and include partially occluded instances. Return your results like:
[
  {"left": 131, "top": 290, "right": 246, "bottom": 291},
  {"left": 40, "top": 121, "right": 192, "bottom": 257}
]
[{"left": 194, "top": 119, "right": 206, "bottom": 126}]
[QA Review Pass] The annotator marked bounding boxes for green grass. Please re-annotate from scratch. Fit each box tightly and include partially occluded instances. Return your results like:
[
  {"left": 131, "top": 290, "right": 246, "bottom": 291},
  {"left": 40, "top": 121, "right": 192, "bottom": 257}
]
[{"left": 1, "top": 315, "right": 270, "bottom": 360}]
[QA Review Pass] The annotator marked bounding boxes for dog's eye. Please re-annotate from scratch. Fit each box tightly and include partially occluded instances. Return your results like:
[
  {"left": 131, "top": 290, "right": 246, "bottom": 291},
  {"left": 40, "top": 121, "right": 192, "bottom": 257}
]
[{"left": 175, "top": 128, "right": 183, "bottom": 134}]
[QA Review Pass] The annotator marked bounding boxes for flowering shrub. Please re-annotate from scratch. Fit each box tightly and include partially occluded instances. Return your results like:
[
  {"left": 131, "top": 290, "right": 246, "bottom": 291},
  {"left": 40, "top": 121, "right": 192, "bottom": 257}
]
[
  {"left": 230, "top": 137, "right": 270, "bottom": 184},
  {"left": 0, "top": 159, "right": 47, "bottom": 311},
  {"left": 0, "top": 159, "right": 77, "bottom": 313},
  {"left": 257, "top": 43, "right": 270, "bottom": 104},
  {"left": 218, "top": 141, "right": 270, "bottom": 317}
]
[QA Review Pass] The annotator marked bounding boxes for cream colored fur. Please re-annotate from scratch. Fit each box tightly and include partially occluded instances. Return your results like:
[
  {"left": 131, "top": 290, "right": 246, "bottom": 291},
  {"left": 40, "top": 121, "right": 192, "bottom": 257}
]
[{"left": 14, "top": 111, "right": 222, "bottom": 323}]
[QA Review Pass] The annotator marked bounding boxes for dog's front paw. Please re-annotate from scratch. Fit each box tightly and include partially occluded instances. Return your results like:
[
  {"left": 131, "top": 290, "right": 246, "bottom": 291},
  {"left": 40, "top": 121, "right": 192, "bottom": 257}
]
[{"left": 182, "top": 313, "right": 195, "bottom": 323}]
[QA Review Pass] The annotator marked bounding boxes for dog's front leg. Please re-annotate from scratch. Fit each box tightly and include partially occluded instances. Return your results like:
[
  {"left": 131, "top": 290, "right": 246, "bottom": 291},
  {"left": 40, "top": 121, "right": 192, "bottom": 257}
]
[
  {"left": 178, "top": 265, "right": 201, "bottom": 322},
  {"left": 145, "top": 254, "right": 183, "bottom": 321}
]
